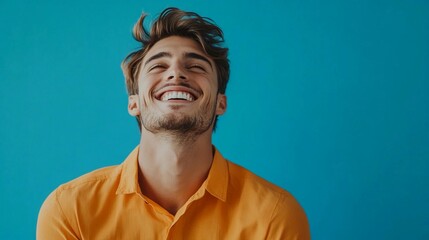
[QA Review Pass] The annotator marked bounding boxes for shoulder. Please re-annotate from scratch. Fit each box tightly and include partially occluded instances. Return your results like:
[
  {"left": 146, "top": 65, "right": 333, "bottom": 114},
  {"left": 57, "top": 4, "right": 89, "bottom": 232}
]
[
  {"left": 226, "top": 160, "right": 310, "bottom": 239},
  {"left": 37, "top": 164, "right": 122, "bottom": 239},
  {"left": 226, "top": 160, "right": 290, "bottom": 200},
  {"left": 57, "top": 165, "right": 120, "bottom": 192},
  {"left": 39, "top": 164, "right": 123, "bottom": 216},
  {"left": 266, "top": 190, "right": 311, "bottom": 239},
  {"left": 52, "top": 164, "right": 122, "bottom": 203}
]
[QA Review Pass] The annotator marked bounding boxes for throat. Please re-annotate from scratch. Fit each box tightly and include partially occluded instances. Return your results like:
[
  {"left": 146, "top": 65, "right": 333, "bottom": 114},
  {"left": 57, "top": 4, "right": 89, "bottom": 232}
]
[
  {"left": 137, "top": 144, "right": 214, "bottom": 216},
  {"left": 138, "top": 169, "right": 208, "bottom": 216}
]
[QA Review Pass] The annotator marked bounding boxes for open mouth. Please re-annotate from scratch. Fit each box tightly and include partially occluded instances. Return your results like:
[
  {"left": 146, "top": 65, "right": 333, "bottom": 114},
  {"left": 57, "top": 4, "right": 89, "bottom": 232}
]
[
  {"left": 154, "top": 86, "right": 200, "bottom": 102},
  {"left": 160, "top": 91, "right": 195, "bottom": 102}
]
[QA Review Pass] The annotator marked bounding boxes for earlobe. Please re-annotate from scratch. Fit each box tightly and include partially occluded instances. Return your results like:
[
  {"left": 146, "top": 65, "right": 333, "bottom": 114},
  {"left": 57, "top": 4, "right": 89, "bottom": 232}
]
[
  {"left": 216, "top": 94, "right": 227, "bottom": 115},
  {"left": 128, "top": 95, "right": 140, "bottom": 117}
]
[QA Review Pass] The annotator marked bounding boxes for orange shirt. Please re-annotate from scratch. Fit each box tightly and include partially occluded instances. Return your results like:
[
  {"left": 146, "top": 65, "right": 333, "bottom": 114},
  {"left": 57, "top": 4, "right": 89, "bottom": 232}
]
[{"left": 37, "top": 147, "right": 310, "bottom": 239}]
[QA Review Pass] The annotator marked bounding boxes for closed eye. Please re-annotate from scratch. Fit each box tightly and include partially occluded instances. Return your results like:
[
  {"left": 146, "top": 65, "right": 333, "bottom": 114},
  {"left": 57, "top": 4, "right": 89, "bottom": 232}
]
[
  {"left": 148, "top": 64, "right": 167, "bottom": 72},
  {"left": 187, "top": 64, "right": 206, "bottom": 72}
]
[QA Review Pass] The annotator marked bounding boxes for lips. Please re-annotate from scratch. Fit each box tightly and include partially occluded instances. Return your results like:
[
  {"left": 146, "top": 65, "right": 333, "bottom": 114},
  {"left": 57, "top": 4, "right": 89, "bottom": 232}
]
[
  {"left": 161, "top": 91, "right": 195, "bottom": 101},
  {"left": 154, "top": 86, "right": 200, "bottom": 102}
]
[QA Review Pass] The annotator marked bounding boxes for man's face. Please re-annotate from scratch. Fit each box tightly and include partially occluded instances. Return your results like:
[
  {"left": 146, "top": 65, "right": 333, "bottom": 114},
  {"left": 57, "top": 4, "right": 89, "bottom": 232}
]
[{"left": 128, "top": 36, "right": 226, "bottom": 137}]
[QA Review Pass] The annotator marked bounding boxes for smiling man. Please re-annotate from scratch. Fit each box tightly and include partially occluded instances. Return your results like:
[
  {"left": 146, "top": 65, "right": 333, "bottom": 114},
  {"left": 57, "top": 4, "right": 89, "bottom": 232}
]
[{"left": 37, "top": 8, "right": 310, "bottom": 239}]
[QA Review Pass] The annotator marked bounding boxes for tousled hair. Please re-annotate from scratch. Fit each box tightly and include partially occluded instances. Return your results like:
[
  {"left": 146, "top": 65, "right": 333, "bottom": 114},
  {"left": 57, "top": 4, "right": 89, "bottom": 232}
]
[{"left": 121, "top": 7, "right": 230, "bottom": 131}]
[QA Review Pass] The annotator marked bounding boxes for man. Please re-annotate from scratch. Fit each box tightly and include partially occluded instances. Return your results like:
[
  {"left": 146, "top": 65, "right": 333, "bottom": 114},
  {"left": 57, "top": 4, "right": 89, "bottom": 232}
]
[{"left": 37, "top": 7, "right": 310, "bottom": 239}]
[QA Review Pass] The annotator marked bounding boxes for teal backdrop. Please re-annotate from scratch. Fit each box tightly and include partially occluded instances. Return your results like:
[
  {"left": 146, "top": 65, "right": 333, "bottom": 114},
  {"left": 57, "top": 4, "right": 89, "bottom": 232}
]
[{"left": 1, "top": 0, "right": 428, "bottom": 239}]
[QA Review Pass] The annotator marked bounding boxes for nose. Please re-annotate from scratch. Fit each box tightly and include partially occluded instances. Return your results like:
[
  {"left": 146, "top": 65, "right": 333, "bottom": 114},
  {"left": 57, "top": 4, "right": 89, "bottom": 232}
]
[{"left": 167, "top": 65, "right": 187, "bottom": 82}]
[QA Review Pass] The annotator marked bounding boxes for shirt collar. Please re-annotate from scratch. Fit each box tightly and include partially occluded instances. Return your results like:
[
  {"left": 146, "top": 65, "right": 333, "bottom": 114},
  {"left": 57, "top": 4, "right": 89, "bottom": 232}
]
[
  {"left": 116, "top": 146, "right": 140, "bottom": 195},
  {"left": 205, "top": 148, "right": 228, "bottom": 202},
  {"left": 116, "top": 146, "right": 229, "bottom": 202}
]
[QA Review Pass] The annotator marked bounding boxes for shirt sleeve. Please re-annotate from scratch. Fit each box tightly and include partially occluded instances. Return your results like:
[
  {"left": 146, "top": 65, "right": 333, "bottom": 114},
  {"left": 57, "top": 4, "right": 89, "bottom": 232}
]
[
  {"left": 37, "top": 190, "right": 80, "bottom": 240},
  {"left": 265, "top": 193, "right": 311, "bottom": 240}
]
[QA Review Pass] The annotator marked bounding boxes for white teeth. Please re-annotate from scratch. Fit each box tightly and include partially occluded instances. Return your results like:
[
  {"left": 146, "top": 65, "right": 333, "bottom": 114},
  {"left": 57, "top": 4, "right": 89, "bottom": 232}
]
[{"left": 161, "top": 91, "right": 195, "bottom": 101}]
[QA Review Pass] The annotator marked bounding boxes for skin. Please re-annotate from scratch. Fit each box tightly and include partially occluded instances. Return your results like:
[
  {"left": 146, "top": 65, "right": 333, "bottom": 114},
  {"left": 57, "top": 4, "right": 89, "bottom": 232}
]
[{"left": 128, "top": 36, "right": 227, "bottom": 215}]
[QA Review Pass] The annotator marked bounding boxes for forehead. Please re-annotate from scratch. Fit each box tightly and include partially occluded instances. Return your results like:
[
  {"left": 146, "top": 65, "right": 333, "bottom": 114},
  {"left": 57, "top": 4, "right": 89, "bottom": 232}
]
[{"left": 144, "top": 36, "right": 211, "bottom": 62}]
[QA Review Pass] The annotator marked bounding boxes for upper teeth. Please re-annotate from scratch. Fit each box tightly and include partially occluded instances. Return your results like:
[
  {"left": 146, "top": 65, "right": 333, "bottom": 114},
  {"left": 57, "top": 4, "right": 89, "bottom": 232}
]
[{"left": 161, "top": 91, "right": 194, "bottom": 101}]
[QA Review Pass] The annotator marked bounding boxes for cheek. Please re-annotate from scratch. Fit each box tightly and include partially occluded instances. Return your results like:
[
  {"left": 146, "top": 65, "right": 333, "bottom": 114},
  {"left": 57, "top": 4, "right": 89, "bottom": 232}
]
[
  {"left": 138, "top": 75, "right": 161, "bottom": 105},
  {"left": 200, "top": 74, "right": 218, "bottom": 92},
  {"left": 201, "top": 86, "right": 219, "bottom": 108},
  {"left": 203, "top": 76, "right": 218, "bottom": 95}
]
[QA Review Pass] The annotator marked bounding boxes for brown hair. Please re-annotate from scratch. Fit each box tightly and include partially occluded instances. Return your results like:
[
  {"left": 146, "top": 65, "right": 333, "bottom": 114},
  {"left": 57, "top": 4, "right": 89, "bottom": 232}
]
[{"left": 121, "top": 7, "right": 230, "bottom": 131}]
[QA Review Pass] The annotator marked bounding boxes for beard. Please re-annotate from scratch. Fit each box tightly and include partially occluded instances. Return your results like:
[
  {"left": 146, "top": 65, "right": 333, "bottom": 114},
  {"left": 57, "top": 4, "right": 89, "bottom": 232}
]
[{"left": 139, "top": 101, "right": 217, "bottom": 141}]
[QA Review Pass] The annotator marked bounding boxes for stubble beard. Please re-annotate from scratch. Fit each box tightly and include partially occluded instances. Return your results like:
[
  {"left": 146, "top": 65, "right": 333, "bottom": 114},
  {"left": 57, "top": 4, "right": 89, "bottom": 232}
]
[{"left": 140, "top": 102, "right": 217, "bottom": 143}]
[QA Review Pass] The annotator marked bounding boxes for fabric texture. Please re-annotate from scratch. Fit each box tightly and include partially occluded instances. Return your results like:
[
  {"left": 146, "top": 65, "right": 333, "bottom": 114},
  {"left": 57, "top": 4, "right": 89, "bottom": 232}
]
[{"left": 37, "top": 147, "right": 310, "bottom": 239}]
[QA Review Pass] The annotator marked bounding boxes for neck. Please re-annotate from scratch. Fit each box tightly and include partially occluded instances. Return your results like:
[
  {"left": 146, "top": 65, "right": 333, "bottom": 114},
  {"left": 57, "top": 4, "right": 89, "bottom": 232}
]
[{"left": 137, "top": 128, "right": 214, "bottom": 215}]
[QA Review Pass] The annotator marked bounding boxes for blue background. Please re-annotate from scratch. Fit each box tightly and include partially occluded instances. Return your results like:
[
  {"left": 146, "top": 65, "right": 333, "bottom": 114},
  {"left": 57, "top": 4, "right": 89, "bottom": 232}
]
[{"left": 1, "top": 0, "right": 428, "bottom": 239}]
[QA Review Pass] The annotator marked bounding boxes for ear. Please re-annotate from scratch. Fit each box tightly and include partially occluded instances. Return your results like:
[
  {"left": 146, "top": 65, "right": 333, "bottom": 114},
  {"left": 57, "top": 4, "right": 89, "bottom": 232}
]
[
  {"left": 128, "top": 95, "right": 140, "bottom": 117},
  {"left": 216, "top": 94, "right": 227, "bottom": 115}
]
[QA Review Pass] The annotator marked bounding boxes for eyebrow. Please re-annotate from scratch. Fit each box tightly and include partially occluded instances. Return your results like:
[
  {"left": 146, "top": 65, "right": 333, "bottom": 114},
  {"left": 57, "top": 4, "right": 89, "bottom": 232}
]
[
  {"left": 144, "top": 51, "right": 213, "bottom": 69},
  {"left": 184, "top": 52, "right": 213, "bottom": 68},
  {"left": 144, "top": 52, "right": 172, "bottom": 67}
]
